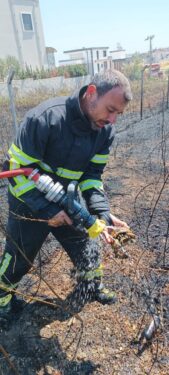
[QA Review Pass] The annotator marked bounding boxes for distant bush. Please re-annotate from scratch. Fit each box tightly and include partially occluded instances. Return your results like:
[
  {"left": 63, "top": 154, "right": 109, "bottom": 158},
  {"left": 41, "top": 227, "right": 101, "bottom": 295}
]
[
  {"left": 58, "top": 64, "right": 87, "bottom": 77},
  {"left": 0, "top": 56, "right": 87, "bottom": 80},
  {"left": 0, "top": 55, "right": 20, "bottom": 80}
]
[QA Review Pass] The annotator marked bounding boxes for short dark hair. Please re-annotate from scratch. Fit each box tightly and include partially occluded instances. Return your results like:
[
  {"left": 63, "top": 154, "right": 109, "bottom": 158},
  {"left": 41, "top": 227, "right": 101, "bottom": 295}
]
[{"left": 91, "top": 69, "right": 132, "bottom": 102}]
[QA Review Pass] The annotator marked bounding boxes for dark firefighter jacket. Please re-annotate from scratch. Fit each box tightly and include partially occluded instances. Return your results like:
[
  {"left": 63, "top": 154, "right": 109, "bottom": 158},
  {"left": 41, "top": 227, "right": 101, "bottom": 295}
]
[{"left": 4, "top": 87, "right": 115, "bottom": 224}]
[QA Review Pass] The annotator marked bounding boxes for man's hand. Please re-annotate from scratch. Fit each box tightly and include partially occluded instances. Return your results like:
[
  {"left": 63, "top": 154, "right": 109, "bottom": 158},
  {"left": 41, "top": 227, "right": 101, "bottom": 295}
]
[
  {"left": 101, "top": 214, "right": 129, "bottom": 244},
  {"left": 48, "top": 210, "right": 72, "bottom": 227},
  {"left": 109, "top": 213, "right": 129, "bottom": 229},
  {"left": 101, "top": 226, "right": 116, "bottom": 244}
]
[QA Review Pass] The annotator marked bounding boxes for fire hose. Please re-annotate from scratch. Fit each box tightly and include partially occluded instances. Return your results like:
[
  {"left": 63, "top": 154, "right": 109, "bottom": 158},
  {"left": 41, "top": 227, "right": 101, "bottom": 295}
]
[{"left": 0, "top": 168, "right": 105, "bottom": 239}]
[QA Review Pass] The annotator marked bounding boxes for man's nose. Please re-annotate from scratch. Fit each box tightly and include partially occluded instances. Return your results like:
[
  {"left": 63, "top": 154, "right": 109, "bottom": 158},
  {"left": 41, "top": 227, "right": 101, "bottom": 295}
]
[{"left": 107, "top": 113, "right": 117, "bottom": 124}]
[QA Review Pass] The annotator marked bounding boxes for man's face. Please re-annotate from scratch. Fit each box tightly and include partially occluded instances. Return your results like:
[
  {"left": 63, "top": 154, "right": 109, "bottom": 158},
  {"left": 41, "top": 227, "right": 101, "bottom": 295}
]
[{"left": 84, "top": 85, "right": 127, "bottom": 130}]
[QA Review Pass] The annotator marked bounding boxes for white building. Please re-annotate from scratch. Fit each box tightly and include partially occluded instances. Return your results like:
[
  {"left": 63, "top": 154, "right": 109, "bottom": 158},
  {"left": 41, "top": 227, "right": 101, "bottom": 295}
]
[
  {"left": 0, "top": 0, "right": 48, "bottom": 69},
  {"left": 60, "top": 47, "right": 113, "bottom": 75},
  {"left": 109, "top": 49, "right": 127, "bottom": 70}
]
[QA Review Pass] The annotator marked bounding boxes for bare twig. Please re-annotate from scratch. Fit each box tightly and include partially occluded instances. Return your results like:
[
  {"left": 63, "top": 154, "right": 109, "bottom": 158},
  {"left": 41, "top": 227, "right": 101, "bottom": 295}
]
[{"left": 0, "top": 345, "right": 20, "bottom": 375}]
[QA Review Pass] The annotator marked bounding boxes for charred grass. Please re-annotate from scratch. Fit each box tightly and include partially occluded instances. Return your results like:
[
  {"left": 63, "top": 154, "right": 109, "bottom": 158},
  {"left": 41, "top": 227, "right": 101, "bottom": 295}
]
[{"left": 0, "top": 80, "right": 169, "bottom": 374}]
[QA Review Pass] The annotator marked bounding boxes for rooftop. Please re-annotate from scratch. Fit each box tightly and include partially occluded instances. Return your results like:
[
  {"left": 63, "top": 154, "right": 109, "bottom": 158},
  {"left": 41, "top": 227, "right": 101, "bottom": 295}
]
[{"left": 64, "top": 47, "right": 109, "bottom": 53}]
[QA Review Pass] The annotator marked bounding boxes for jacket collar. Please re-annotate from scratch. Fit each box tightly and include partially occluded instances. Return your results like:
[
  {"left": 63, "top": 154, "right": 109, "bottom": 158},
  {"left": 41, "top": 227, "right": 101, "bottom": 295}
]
[{"left": 66, "top": 86, "right": 95, "bottom": 136}]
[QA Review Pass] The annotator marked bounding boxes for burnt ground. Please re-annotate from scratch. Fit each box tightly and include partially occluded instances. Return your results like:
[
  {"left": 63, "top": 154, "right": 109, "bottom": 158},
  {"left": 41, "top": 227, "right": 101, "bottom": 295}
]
[{"left": 0, "top": 107, "right": 169, "bottom": 375}]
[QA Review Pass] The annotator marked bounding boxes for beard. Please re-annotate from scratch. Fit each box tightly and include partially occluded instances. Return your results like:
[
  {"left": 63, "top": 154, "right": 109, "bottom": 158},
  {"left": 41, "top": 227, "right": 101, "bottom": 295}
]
[
  {"left": 86, "top": 100, "right": 110, "bottom": 131},
  {"left": 90, "top": 120, "right": 110, "bottom": 131},
  {"left": 90, "top": 121, "right": 101, "bottom": 131}
]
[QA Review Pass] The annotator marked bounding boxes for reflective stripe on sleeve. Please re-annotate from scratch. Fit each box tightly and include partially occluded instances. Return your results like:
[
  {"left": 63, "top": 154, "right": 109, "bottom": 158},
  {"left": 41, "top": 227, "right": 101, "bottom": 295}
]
[
  {"left": 91, "top": 154, "right": 109, "bottom": 164},
  {"left": 79, "top": 179, "right": 103, "bottom": 192},
  {"left": 56, "top": 168, "right": 83, "bottom": 180},
  {"left": 9, "top": 180, "right": 35, "bottom": 197},
  {"left": 9, "top": 159, "right": 23, "bottom": 186},
  {"left": 9, "top": 184, "right": 24, "bottom": 201},
  {"left": 8, "top": 156, "right": 36, "bottom": 197},
  {"left": 38, "top": 161, "right": 53, "bottom": 173},
  {"left": 8, "top": 143, "right": 39, "bottom": 165}
]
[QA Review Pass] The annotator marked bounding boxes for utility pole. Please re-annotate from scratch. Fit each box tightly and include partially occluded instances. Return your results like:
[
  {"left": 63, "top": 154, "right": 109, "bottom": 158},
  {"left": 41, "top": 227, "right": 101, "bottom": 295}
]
[{"left": 145, "top": 35, "right": 155, "bottom": 75}]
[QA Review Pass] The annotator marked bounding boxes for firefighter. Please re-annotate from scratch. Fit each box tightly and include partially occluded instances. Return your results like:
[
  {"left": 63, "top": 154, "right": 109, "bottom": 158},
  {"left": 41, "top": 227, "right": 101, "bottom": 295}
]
[{"left": 0, "top": 70, "right": 132, "bottom": 321}]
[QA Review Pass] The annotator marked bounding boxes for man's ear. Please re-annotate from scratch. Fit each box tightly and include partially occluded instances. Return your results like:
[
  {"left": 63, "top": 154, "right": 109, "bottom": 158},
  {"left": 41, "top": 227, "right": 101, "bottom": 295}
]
[{"left": 86, "top": 84, "right": 97, "bottom": 96}]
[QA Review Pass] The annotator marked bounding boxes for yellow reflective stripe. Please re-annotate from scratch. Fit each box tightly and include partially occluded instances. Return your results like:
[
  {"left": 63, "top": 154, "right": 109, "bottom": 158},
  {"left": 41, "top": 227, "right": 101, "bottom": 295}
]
[
  {"left": 11, "top": 163, "right": 29, "bottom": 186},
  {"left": 8, "top": 143, "right": 39, "bottom": 165},
  {"left": 9, "top": 157, "right": 35, "bottom": 197},
  {"left": 56, "top": 168, "right": 83, "bottom": 180},
  {"left": 13, "top": 175, "right": 27, "bottom": 185},
  {"left": 79, "top": 179, "right": 103, "bottom": 192},
  {"left": 38, "top": 161, "right": 53, "bottom": 173},
  {"left": 0, "top": 253, "right": 12, "bottom": 277},
  {"left": 0, "top": 293, "right": 12, "bottom": 307},
  {"left": 9, "top": 184, "right": 24, "bottom": 201},
  {"left": 9, "top": 159, "right": 23, "bottom": 185},
  {"left": 91, "top": 154, "right": 109, "bottom": 164},
  {"left": 9, "top": 180, "right": 35, "bottom": 197},
  {"left": 9, "top": 159, "right": 20, "bottom": 170}
]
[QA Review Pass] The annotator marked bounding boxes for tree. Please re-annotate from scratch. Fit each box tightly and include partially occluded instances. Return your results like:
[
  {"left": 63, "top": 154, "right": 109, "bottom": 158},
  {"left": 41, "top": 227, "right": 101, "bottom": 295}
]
[
  {"left": 57, "top": 64, "right": 87, "bottom": 78},
  {"left": 0, "top": 56, "right": 20, "bottom": 80}
]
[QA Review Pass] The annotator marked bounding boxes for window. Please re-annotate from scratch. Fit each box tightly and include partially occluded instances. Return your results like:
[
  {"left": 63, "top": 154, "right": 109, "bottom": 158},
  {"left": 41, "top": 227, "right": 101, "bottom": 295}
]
[
  {"left": 96, "top": 50, "right": 99, "bottom": 60},
  {"left": 103, "top": 50, "right": 107, "bottom": 57},
  {"left": 97, "top": 63, "right": 100, "bottom": 72},
  {"left": 21, "top": 13, "right": 33, "bottom": 31}
]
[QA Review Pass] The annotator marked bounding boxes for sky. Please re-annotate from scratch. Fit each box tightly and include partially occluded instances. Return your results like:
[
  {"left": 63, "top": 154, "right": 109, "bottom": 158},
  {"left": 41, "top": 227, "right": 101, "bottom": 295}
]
[{"left": 39, "top": 0, "right": 169, "bottom": 64}]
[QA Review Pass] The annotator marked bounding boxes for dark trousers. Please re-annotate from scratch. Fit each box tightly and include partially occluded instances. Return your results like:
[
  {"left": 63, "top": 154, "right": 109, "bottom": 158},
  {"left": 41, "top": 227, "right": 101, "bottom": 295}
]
[{"left": 0, "top": 193, "right": 100, "bottom": 292}]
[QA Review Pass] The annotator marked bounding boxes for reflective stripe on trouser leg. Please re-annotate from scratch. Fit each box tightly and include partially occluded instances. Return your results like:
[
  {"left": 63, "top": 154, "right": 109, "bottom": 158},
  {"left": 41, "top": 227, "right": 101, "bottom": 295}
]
[
  {"left": 0, "top": 252, "right": 12, "bottom": 278},
  {"left": 0, "top": 252, "right": 18, "bottom": 308},
  {"left": 1, "top": 192, "right": 50, "bottom": 286},
  {"left": 0, "top": 252, "right": 14, "bottom": 303}
]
